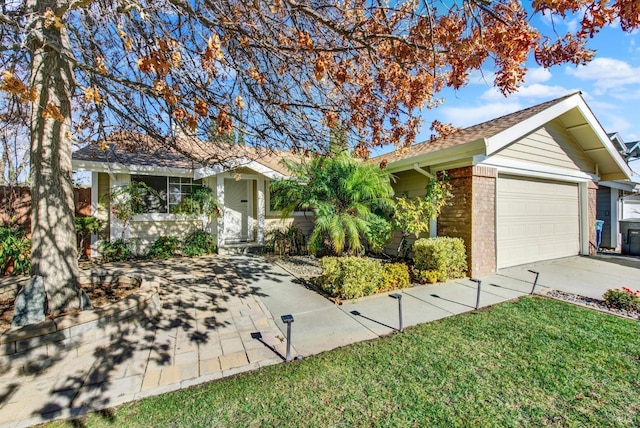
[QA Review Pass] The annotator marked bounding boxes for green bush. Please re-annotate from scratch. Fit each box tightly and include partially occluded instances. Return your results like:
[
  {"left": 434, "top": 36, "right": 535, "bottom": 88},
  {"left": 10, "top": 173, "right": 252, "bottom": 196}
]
[
  {"left": 410, "top": 267, "right": 439, "bottom": 284},
  {"left": 182, "top": 230, "right": 217, "bottom": 257},
  {"left": 99, "top": 239, "right": 133, "bottom": 263},
  {"left": 603, "top": 287, "right": 640, "bottom": 312},
  {"left": 364, "top": 214, "right": 393, "bottom": 254},
  {"left": 0, "top": 225, "right": 31, "bottom": 275},
  {"left": 413, "top": 237, "right": 467, "bottom": 282},
  {"left": 265, "top": 225, "right": 306, "bottom": 256},
  {"left": 149, "top": 236, "right": 180, "bottom": 259},
  {"left": 380, "top": 263, "right": 410, "bottom": 291},
  {"left": 319, "top": 256, "right": 382, "bottom": 299}
]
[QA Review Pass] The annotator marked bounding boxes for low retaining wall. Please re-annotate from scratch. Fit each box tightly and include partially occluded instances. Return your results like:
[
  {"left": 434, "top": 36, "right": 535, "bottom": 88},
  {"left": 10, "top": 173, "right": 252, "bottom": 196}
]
[{"left": 0, "top": 276, "right": 161, "bottom": 374}]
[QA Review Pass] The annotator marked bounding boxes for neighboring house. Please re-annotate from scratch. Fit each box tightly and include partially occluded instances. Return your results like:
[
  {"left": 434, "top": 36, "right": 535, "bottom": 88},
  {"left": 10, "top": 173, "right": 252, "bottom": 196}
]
[
  {"left": 374, "top": 92, "right": 633, "bottom": 277},
  {"left": 595, "top": 133, "right": 640, "bottom": 250},
  {"left": 72, "top": 132, "right": 313, "bottom": 256}
]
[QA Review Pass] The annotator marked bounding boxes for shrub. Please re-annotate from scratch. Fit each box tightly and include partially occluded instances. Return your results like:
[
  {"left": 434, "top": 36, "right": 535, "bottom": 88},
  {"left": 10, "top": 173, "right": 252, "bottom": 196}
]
[
  {"left": 364, "top": 214, "right": 393, "bottom": 255},
  {"left": 410, "top": 267, "right": 439, "bottom": 284},
  {"left": 265, "top": 225, "right": 306, "bottom": 256},
  {"left": 149, "top": 236, "right": 180, "bottom": 259},
  {"left": 413, "top": 237, "right": 467, "bottom": 282},
  {"left": 603, "top": 287, "right": 640, "bottom": 312},
  {"left": 380, "top": 263, "right": 410, "bottom": 291},
  {"left": 182, "top": 230, "right": 217, "bottom": 257},
  {"left": 319, "top": 256, "right": 382, "bottom": 299},
  {"left": 0, "top": 225, "right": 31, "bottom": 275},
  {"left": 99, "top": 239, "right": 133, "bottom": 263}
]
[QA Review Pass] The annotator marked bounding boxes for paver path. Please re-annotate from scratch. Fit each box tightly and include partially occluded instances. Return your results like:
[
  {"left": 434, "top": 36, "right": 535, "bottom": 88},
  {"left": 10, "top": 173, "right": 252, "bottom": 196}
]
[{"left": 0, "top": 256, "right": 288, "bottom": 428}]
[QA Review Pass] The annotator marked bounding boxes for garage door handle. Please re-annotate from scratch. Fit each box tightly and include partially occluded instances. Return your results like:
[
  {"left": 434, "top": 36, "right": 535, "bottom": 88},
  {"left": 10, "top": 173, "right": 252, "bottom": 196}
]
[{"left": 241, "top": 200, "right": 248, "bottom": 203}]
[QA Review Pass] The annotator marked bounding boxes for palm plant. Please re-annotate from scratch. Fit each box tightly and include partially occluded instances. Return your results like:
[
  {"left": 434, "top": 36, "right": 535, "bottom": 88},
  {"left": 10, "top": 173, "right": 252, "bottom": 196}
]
[{"left": 270, "top": 152, "right": 394, "bottom": 255}]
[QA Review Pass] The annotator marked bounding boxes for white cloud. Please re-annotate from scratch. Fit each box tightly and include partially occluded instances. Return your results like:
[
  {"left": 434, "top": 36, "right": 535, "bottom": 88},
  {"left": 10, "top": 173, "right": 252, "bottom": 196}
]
[
  {"left": 440, "top": 102, "right": 523, "bottom": 128},
  {"left": 466, "top": 69, "right": 495, "bottom": 86},
  {"left": 565, "top": 57, "right": 640, "bottom": 91},
  {"left": 481, "top": 84, "right": 576, "bottom": 102},
  {"left": 526, "top": 67, "right": 552, "bottom": 84}
]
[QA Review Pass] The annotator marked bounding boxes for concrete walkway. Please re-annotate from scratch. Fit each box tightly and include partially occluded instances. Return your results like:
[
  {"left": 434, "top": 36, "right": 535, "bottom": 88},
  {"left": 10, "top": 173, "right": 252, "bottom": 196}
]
[{"left": 1, "top": 254, "right": 638, "bottom": 427}]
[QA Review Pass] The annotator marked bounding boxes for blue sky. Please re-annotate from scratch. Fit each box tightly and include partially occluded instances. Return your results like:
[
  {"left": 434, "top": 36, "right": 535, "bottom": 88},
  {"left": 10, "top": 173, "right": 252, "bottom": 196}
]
[{"left": 408, "top": 13, "right": 640, "bottom": 173}]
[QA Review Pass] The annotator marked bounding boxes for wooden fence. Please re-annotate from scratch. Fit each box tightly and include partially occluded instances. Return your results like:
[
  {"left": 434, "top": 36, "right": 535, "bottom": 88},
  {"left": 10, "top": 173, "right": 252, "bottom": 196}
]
[{"left": 1, "top": 186, "right": 92, "bottom": 232}]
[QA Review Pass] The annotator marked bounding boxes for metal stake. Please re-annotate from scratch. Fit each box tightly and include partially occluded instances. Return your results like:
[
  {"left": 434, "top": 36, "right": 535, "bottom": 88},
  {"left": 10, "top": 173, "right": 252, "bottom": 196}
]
[
  {"left": 389, "top": 293, "right": 403, "bottom": 332},
  {"left": 471, "top": 279, "right": 482, "bottom": 309},
  {"left": 528, "top": 270, "right": 540, "bottom": 295},
  {"left": 281, "top": 314, "right": 294, "bottom": 362}
]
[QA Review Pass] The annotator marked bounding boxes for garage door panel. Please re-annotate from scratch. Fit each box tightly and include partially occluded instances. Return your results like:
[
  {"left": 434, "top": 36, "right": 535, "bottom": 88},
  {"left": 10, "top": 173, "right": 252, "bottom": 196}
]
[{"left": 497, "top": 176, "right": 579, "bottom": 268}]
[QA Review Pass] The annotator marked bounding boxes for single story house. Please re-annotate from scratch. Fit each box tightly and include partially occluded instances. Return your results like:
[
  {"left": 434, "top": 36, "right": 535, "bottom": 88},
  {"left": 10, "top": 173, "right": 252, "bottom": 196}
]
[
  {"left": 72, "top": 132, "right": 313, "bottom": 256},
  {"left": 374, "top": 92, "right": 633, "bottom": 277}
]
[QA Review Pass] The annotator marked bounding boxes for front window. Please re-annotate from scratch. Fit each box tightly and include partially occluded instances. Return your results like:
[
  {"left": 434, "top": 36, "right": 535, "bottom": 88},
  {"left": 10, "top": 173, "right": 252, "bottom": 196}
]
[{"left": 131, "top": 175, "right": 202, "bottom": 213}]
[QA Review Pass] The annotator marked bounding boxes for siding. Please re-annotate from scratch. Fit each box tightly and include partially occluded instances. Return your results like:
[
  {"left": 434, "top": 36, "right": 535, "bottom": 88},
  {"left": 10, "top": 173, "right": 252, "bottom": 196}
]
[
  {"left": 384, "top": 169, "right": 431, "bottom": 256},
  {"left": 265, "top": 216, "right": 315, "bottom": 237},
  {"left": 129, "top": 219, "right": 203, "bottom": 254},
  {"left": 494, "top": 120, "right": 595, "bottom": 172}
]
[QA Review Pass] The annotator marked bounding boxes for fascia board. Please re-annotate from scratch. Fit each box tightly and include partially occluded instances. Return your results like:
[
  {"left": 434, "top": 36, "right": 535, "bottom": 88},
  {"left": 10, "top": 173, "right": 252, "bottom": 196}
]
[
  {"left": 194, "top": 159, "right": 286, "bottom": 180},
  {"left": 480, "top": 156, "right": 596, "bottom": 182},
  {"left": 573, "top": 101, "right": 634, "bottom": 180},
  {"left": 599, "top": 181, "right": 639, "bottom": 192},
  {"left": 485, "top": 95, "right": 580, "bottom": 155},
  {"left": 72, "top": 159, "right": 193, "bottom": 177},
  {"left": 385, "top": 138, "right": 487, "bottom": 173}
]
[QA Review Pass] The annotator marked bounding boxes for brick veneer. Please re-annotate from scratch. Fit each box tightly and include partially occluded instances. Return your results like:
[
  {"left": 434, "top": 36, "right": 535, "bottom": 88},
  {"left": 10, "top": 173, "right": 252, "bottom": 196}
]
[{"left": 438, "top": 166, "right": 497, "bottom": 278}]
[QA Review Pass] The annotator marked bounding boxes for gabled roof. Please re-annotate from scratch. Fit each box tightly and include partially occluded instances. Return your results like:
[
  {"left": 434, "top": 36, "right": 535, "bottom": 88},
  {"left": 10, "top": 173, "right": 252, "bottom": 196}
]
[
  {"left": 374, "top": 92, "right": 632, "bottom": 181},
  {"left": 72, "top": 132, "right": 296, "bottom": 179},
  {"left": 625, "top": 141, "right": 640, "bottom": 159}
]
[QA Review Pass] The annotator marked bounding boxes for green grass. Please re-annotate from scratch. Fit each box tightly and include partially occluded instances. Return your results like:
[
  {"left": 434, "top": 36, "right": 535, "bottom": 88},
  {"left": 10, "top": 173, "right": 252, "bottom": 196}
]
[{"left": 50, "top": 297, "right": 640, "bottom": 427}]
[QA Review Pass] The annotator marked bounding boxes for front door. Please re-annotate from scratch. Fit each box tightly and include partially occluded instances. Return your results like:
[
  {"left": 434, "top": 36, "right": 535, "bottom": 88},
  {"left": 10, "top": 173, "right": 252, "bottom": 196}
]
[{"left": 224, "top": 179, "right": 250, "bottom": 243}]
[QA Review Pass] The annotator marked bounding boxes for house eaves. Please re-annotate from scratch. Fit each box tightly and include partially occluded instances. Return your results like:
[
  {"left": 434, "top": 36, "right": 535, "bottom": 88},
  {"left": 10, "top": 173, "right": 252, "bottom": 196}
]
[
  {"left": 484, "top": 94, "right": 632, "bottom": 182},
  {"left": 383, "top": 138, "right": 487, "bottom": 173},
  {"left": 72, "top": 158, "right": 194, "bottom": 178}
]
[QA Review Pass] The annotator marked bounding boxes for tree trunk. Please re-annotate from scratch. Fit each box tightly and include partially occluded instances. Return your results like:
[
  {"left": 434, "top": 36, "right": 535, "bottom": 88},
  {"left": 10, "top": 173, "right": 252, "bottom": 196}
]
[{"left": 28, "top": 0, "right": 82, "bottom": 316}]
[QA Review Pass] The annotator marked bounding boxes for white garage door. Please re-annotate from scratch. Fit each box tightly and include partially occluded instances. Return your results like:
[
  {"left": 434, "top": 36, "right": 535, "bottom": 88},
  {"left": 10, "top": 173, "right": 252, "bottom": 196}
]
[{"left": 497, "top": 176, "right": 580, "bottom": 268}]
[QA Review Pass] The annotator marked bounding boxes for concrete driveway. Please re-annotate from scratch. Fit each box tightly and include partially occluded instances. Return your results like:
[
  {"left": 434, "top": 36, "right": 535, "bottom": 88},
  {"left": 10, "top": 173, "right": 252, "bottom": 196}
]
[{"left": 494, "top": 254, "right": 640, "bottom": 299}]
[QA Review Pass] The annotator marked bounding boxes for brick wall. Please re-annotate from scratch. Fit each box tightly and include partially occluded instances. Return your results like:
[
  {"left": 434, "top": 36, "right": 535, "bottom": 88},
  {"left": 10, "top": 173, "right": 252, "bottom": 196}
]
[
  {"left": 470, "top": 166, "right": 497, "bottom": 277},
  {"left": 438, "top": 166, "right": 497, "bottom": 278}
]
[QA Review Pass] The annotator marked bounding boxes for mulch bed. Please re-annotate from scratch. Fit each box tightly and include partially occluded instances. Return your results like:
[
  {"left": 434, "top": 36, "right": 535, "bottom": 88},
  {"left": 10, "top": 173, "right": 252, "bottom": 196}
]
[{"left": 0, "top": 280, "right": 140, "bottom": 332}]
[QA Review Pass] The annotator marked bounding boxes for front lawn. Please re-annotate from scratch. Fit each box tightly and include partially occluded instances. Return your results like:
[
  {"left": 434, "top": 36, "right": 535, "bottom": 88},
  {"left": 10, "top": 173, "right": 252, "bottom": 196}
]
[{"left": 50, "top": 297, "right": 640, "bottom": 427}]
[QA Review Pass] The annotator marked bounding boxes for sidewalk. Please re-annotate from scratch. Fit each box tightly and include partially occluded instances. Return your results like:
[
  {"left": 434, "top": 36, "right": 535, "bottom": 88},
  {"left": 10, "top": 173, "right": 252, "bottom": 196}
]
[{"left": 1, "top": 254, "right": 636, "bottom": 427}]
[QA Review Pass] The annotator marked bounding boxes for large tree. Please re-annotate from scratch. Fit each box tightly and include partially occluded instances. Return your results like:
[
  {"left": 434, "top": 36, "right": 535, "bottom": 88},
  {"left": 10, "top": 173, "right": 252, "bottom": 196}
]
[{"left": 0, "top": 0, "right": 638, "bottom": 316}]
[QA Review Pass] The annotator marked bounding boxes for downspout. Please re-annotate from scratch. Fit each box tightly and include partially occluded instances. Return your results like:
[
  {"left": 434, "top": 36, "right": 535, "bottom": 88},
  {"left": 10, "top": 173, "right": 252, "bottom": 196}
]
[{"left": 413, "top": 163, "right": 438, "bottom": 237}]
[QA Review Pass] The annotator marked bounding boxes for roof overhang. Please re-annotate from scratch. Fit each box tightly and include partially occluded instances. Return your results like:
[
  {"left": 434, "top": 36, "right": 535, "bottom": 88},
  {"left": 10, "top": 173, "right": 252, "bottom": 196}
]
[
  {"left": 385, "top": 93, "right": 633, "bottom": 182},
  {"left": 194, "top": 158, "right": 285, "bottom": 180},
  {"left": 73, "top": 157, "right": 286, "bottom": 180},
  {"left": 485, "top": 94, "right": 632, "bottom": 182},
  {"left": 72, "top": 159, "right": 193, "bottom": 177}
]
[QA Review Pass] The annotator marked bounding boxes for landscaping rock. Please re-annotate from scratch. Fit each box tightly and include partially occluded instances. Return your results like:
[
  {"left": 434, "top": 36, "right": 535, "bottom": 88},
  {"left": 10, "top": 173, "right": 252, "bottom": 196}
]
[{"left": 11, "top": 276, "right": 47, "bottom": 327}]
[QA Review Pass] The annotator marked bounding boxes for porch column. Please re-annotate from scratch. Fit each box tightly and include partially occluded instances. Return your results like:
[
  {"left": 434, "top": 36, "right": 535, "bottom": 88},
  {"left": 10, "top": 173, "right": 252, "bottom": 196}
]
[
  {"left": 217, "top": 175, "right": 225, "bottom": 248},
  {"left": 257, "top": 178, "right": 265, "bottom": 245},
  {"left": 90, "top": 172, "right": 99, "bottom": 258},
  {"left": 110, "top": 174, "right": 130, "bottom": 240}
]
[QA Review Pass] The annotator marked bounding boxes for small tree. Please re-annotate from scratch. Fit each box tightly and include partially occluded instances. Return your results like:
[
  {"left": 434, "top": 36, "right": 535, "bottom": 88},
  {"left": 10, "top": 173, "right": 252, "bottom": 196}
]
[{"left": 392, "top": 176, "right": 452, "bottom": 259}]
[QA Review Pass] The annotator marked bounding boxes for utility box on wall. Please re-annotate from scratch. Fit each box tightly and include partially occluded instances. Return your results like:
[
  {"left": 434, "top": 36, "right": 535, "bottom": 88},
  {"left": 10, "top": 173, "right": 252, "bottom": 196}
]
[{"left": 620, "top": 219, "right": 640, "bottom": 256}]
